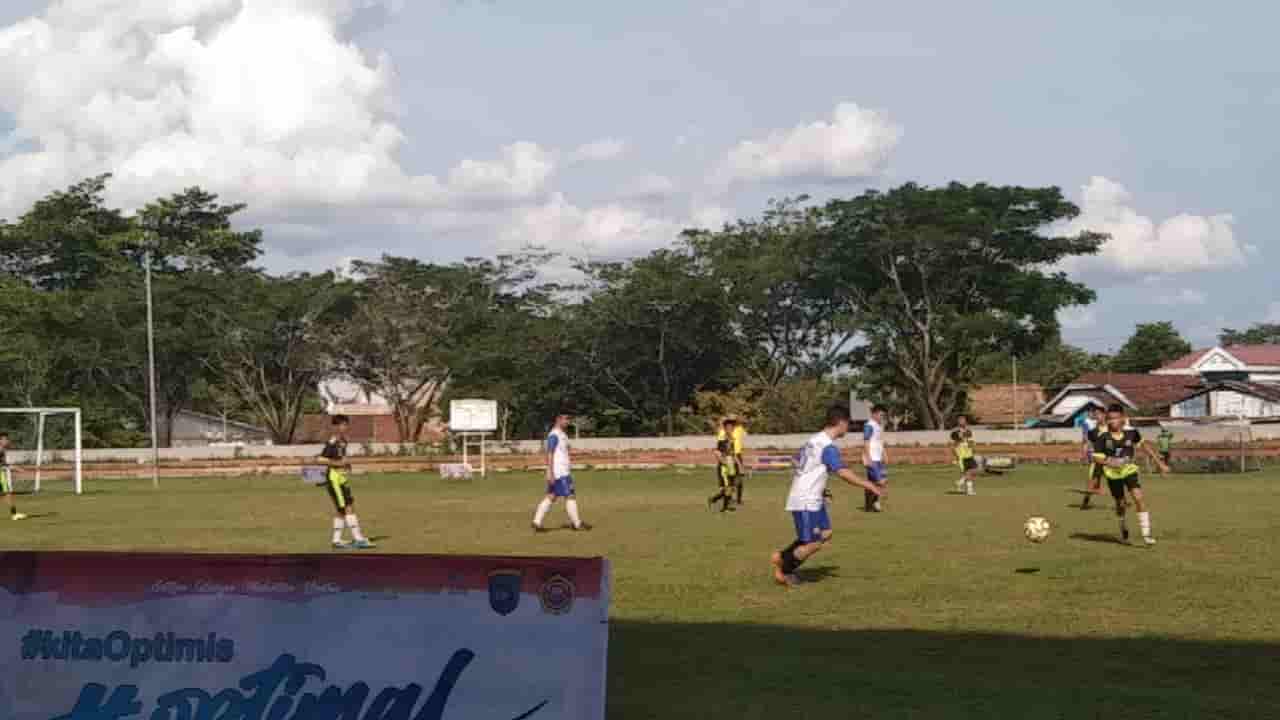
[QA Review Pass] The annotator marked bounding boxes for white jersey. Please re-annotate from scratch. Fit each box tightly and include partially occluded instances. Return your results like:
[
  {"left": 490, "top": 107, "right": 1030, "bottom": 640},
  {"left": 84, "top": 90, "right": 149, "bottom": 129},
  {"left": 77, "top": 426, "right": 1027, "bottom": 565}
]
[
  {"left": 863, "top": 419, "right": 885, "bottom": 462},
  {"left": 547, "top": 428, "right": 571, "bottom": 479},
  {"left": 785, "top": 431, "right": 845, "bottom": 512}
]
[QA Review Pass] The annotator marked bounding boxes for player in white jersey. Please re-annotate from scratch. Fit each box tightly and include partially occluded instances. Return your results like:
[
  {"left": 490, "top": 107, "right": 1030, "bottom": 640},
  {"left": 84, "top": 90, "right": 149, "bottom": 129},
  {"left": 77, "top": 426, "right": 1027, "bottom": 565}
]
[
  {"left": 861, "top": 405, "right": 889, "bottom": 512},
  {"left": 770, "top": 405, "right": 884, "bottom": 587},
  {"left": 532, "top": 413, "right": 591, "bottom": 533}
]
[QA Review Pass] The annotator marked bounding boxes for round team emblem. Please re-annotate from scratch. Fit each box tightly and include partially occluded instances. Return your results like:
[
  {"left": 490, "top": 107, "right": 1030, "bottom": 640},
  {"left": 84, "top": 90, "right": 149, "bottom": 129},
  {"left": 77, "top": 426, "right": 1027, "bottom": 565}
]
[{"left": 539, "top": 574, "right": 575, "bottom": 615}]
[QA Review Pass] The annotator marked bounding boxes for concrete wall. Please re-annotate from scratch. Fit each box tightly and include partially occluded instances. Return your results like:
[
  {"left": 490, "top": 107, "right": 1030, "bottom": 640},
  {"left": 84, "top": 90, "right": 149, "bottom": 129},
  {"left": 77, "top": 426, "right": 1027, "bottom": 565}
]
[{"left": 17, "top": 425, "right": 1277, "bottom": 465}]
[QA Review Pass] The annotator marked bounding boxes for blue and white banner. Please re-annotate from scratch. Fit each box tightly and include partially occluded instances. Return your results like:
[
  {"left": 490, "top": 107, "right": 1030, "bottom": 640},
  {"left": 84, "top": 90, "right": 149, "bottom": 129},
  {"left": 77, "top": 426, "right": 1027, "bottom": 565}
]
[{"left": 0, "top": 552, "right": 611, "bottom": 720}]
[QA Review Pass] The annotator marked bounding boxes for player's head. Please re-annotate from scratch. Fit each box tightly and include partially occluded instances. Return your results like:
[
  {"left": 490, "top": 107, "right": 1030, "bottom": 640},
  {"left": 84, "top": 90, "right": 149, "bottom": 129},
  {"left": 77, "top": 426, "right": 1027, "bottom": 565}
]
[
  {"left": 553, "top": 413, "right": 571, "bottom": 430},
  {"left": 332, "top": 414, "right": 351, "bottom": 435},
  {"left": 957, "top": 414, "right": 969, "bottom": 428},
  {"left": 1105, "top": 404, "right": 1126, "bottom": 431},
  {"left": 1090, "top": 405, "right": 1104, "bottom": 419},
  {"left": 870, "top": 404, "right": 887, "bottom": 423},
  {"left": 824, "top": 404, "right": 852, "bottom": 438},
  {"left": 0, "top": 432, "right": 8, "bottom": 449},
  {"left": 722, "top": 417, "right": 737, "bottom": 430}
]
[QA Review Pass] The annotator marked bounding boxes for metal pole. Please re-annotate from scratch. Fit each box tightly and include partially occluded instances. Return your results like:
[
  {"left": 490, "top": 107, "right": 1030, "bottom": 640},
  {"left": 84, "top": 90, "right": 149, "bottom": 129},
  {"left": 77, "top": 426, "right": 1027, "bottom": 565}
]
[
  {"left": 145, "top": 248, "right": 160, "bottom": 489},
  {"left": 73, "top": 410, "right": 83, "bottom": 495}
]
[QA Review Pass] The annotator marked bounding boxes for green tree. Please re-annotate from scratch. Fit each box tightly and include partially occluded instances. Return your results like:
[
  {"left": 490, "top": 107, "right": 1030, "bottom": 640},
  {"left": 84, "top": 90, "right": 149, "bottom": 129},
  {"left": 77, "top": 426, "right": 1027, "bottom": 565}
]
[
  {"left": 681, "top": 198, "right": 852, "bottom": 385},
  {"left": 1111, "top": 322, "right": 1192, "bottom": 374},
  {"left": 974, "top": 340, "right": 1110, "bottom": 389},
  {"left": 573, "top": 249, "right": 743, "bottom": 435},
  {"left": 822, "top": 183, "right": 1104, "bottom": 428},
  {"left": 204, "top": 273, "right": 352, "bottom": 444},
  {"left": 1219, "top": 323, "right": 1280, "bottom": 346}
]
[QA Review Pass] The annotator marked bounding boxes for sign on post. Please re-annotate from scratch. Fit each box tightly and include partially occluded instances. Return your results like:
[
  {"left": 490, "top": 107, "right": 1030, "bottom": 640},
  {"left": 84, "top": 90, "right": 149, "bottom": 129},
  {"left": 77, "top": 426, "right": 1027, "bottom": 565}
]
[
  {"left": 448, "top": 400, "right": 499, "bottom": 432},
  {"left": 1, "top": 552, "right": 610, "bottom": 720}
]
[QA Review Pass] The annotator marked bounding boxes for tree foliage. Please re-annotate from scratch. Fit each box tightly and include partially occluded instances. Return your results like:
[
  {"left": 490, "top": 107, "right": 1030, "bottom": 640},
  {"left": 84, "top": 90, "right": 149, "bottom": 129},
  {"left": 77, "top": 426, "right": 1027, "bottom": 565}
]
[
  {"left": 1111, "top": 322, "right": 1192, "bottom": 374},
  {"left": 1219, "top": 323, "right": 1280, "bottom": 347}
]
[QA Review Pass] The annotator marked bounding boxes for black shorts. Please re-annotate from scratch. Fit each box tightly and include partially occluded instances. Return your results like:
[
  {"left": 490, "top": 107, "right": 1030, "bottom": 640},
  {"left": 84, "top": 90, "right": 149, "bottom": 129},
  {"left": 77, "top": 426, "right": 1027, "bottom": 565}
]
[
  {"left": 326, "top": 477, "right": 354, "bottom": 512},
  {"left": 961, "top": 458, "right": 978, "bottom": 472},
  {"left": 1107, "top": 474, "right": 1141, "bottom": 500},
  {"left": 718, "top": 464, "right": 740, "bottom": 488}
]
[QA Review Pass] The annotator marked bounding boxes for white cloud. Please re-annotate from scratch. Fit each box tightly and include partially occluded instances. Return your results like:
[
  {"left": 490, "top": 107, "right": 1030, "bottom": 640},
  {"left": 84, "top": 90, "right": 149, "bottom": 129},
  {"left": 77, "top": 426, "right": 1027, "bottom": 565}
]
[
  {"left": 446, "top": 141, "right": 556, "bottom": 201},
  {"left": 1058, "top": 307, "right": 1097, "bottom": 330},
  {"left": 497, "top": 193, "right": 678, "bottom": 261},
  {"left": 1154, "top": 288, "right": 1208, "bottom": 306},
  {"left": 1062, "top": 176, "right": 1250, "bottom": 275},
  {"left": 618, "top": 173, "right": 678, "bottom": 202},
  {"left": 570, "top": 138, "right": 626, "bottom": 163},
  {"left": 717, "top": 102, "right": 901, "bottom": 185},
  {"left": 0, "top": 0, "right": 448, "bottom": 216}
]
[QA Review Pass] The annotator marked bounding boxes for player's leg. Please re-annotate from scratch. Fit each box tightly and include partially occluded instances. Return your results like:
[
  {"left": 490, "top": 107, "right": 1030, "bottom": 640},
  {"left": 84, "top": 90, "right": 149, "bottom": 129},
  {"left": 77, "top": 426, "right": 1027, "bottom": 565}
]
[
  {"left": 1129, "top": 483, "right": 1154, "bottom": 545},
  {"left": 772, "top": 508, "right": 831, "bottom": 586},
  {"left": 327, "top": 475, "right": 349, "bottom": 548},
  {"left": 1109, "top": 478, "right": 1129, "bottom": 542},
  {"left": 341, "top": 489, "right": 374, "bottom": 548},
  {"left": 964, "top": 461, "right": 977, "bottom": 496},
  {"left": 735, "top": 460, "right": 745, "bottom": 505},
  {"left": 533, "top": 491, "right": 556, "bottom": 532},
  {"left": 1081, "top": 464, "right": 1097, "bottom": 509},
  {"left": 565, "top": 479, "right": 590, "bottom": 531},
  {"left": 708, "top": 466, "right": 727, "bottom": 510}
]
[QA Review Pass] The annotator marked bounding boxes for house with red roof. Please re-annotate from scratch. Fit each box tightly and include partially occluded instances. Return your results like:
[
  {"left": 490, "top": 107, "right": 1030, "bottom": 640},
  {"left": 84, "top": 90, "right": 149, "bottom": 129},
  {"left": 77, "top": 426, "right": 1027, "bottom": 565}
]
[
  {"left": 1036, "top": 373, "right": 1198, "bottom": 426},
  {"left": 1152, "top": 345, "right": 1280, "bottom": 418}
]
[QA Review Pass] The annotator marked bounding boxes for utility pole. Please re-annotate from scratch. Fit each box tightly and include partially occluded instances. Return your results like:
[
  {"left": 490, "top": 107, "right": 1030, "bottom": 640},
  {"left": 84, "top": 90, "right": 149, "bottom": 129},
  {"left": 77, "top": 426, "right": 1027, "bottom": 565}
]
[{"left": 144, "top": 242, "right": 160, "bottom": 489}]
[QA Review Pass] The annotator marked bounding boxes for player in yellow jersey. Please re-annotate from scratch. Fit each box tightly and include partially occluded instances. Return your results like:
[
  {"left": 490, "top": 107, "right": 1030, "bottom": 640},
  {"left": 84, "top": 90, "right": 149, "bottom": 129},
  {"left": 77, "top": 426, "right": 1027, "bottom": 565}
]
[
  {"left": 708, "top": 418, "right": 742, "bottom": 512},
  {"left": 950, "top": 416, "right": 978, "bottom": 496},
  {"left": 1092, "top": 404, "right": 1168, "bottom": 545}
]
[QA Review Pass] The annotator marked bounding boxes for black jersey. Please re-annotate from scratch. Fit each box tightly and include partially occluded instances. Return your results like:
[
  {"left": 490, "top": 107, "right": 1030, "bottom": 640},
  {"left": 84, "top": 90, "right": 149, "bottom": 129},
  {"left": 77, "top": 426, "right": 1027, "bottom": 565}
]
[
  {"left": 320, "top": 436, "right": 348, "bottom": 462},
  {"left": 1092, "top": 429, "right": 1142, "bottom": 479}
]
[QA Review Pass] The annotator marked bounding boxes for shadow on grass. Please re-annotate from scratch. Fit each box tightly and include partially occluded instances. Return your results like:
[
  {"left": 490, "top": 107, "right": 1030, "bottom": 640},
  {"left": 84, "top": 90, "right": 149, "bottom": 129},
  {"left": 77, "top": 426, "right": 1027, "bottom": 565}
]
[
  {"left": 1070, "top": 532, "right": 1128, "bottom": 545},
  {"left": 608, "top": 621, "right": 1279, "bottom": 719},
  {"left": 794, "top": 565, "right": 839, "bottom": 584}
]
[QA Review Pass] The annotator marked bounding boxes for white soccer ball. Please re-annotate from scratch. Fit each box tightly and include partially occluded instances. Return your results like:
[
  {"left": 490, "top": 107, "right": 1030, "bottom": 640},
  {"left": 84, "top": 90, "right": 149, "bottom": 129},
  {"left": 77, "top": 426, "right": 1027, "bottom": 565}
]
[{"left": 1024, "top": 516, "right": 1052, "bottom": 543}]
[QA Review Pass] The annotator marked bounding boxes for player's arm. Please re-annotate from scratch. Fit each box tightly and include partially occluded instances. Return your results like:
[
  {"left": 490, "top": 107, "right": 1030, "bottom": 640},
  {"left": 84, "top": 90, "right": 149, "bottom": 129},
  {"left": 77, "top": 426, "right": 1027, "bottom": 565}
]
[
  {"left": 860, "top": 425, "right": 872, "bottom": 466},
  {"left": 545, "top": 434, "right": 559, "bottom": 481},
  {"left": 823, "top": 445, "right": 882, "bottom": 496}
]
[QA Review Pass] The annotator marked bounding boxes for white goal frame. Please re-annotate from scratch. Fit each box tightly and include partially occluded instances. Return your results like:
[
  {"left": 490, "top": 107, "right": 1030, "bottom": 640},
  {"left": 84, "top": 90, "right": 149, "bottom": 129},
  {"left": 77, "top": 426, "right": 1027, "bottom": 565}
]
[{"left": 0, "top": 408, "right": 83, "bottom": 495}]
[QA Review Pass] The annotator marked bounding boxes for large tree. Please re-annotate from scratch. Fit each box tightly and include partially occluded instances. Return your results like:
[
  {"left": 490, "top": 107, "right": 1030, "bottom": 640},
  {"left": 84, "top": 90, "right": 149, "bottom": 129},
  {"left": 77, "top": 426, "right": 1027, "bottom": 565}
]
[
  {"left": 572, "top": 249, "right": 743, "bottom": 435},
  {"left": 681, "top": 198, "right": 852, "bottom": 385},
  {"left": 822, "top": 183, "right": 1105, "bottom": 428},
  {"left": 204, "top": 273, "right": 352, "bottom": 444},
  {"left": 1111, "top": 322, "right": 1192, "bottom": 374}
]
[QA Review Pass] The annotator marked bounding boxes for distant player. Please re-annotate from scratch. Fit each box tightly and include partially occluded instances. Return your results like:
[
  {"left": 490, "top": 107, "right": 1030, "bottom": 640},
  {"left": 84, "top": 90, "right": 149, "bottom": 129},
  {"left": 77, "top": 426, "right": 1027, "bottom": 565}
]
[
  {"left": 707, "top": 418, "right": 741, "bottom": 512},
  {"left": 861, "top": 405, "right": 888, "bottom": 512},
  {"left": 951, "top": 415, "right": 978, "bottom": 496},
  {"left": 727, "top": 416, "right": 747, "bottom": 505},
  {"left": 318, "top": 415, "right": 375, "bottom": 549},
  {"left": 1091, "top": 404, "right": 1169, "bottom": 545},
  {"left": 770, "top": 405, "right": 884, "bottom": 587},
  {"left": 1157, "top": 427, "right": 1174, "bottom": 466},
  {"left": 533, "top": 413, "right": 591, "bottom": 532},
  {"left": 0, "top": 433, "right": 28, "bottom": 521},
  {"left": 1080, "top": 406, "right": 1106, "bottom": 510}
]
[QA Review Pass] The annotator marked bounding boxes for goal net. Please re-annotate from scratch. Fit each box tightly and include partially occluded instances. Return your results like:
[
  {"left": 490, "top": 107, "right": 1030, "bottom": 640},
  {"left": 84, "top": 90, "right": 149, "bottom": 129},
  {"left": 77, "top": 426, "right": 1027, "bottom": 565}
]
[
  {"left": 1158, "top": 420, "right": 1266, "bottom": 475},
  {"left": 0, "top": 408, "right": 84, "bottom": 495}
]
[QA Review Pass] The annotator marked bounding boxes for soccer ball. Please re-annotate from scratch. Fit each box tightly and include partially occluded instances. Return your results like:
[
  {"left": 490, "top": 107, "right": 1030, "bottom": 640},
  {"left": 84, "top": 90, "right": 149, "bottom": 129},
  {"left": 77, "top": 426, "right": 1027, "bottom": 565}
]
[{"left": 1024, "top": 516, "right": 1051, "bottom": 543}]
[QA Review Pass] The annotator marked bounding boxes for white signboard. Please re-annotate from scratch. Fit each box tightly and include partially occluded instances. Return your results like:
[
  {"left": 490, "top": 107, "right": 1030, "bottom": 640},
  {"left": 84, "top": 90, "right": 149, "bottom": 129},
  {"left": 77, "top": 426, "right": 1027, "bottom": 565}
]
[
  {"left": 1, "top": 552, "right": 610, "bottom": 720},
  {"left": 449, "top": 400, "right": 498, "bottom": 432}
]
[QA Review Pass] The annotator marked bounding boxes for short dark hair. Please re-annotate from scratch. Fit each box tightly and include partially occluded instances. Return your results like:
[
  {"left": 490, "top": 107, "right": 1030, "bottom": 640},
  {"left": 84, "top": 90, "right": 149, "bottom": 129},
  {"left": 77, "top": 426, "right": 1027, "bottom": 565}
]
[
  {"left": 871, "top": 404, "right": 887, "bottom": 415},
  {"left": 825, "top": 404, "right": 852, "bottom": 427},
  {"left": 723, "top": 418, "right": 737, "bottom": 426},
  {"left": 0, "top": 431, "right": 8, "bottom": 439},
  {"left": 332, "top": 414, "right": 351, "bottom": 426},
  {"left": 1107, "top": 404, "right": 1125, "bottom": 415}
]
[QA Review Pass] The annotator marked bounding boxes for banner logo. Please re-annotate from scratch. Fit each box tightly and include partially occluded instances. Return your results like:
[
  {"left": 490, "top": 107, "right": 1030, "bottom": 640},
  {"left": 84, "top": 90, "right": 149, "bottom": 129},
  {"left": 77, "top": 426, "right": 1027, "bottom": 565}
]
[
  {"left": 488, "top": 570, "right": 522, "bottom": 616},
  {"left": 538, "top": 575, "right": 574, "bottom": 616}
]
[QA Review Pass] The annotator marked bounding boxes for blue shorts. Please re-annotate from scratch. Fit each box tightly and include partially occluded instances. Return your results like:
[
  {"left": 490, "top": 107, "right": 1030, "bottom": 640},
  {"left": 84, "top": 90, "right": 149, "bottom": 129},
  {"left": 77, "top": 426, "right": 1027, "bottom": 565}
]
[
  {"left": 866, "top": 462, "right": 888, "bottom": 484},
  {"left": 548, "top": 475, "right": 576, "bottom": 498},
  {"left": 792, "top": 507, "right": 832, "bottom": 544}
]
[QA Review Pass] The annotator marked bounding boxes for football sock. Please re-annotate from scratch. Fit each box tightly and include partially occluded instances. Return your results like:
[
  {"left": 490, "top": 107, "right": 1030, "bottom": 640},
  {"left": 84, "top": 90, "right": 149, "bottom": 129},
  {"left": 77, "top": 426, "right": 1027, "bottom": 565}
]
[
  {"left": 864, "top": 490, "right": 875, "bottom": 509},
  {"left": 566, "top": 499, "right": 582, "bottom": 528},
  {"left": 344, "top": 514, "right": 367, "bottom": 542},
  {"left": 533, "top": 498, "right": 552, "bottom": 527},
  {"left": 331, "top": 517, "right": 345, "bottom": 544},
  {"left": 736, "top": 479, "right": 744, "bottom": 504},
  {"left": 8, "top": 506, "right": 16, "bottom": 517},
  {"left": 965, "top": 480, "right": 975, "bottom": 495},
  {"left": 1138, "top": 511, "right": 1152, "bottom": 538}
]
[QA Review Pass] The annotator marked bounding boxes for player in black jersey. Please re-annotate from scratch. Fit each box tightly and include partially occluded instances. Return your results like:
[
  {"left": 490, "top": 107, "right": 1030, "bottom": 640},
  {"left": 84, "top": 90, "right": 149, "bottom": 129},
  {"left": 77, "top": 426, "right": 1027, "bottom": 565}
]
[
  {"left": 0, "top": 433, "right": 28, "bottom": 521},
  {"left": 318, "top": 415, "right": 375, "bottom": 549},
  {"left": 1091, "top": 405, "right": 1168, "bottom": 545},
  {"left": 1080, "top": 406, "right": 1107, "bottom": 509}
]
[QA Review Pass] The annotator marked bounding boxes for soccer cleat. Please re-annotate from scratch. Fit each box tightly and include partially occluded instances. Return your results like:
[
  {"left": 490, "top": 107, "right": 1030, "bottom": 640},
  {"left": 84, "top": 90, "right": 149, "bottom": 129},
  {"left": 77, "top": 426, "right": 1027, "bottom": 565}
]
[
  {"left": 11, "top": 513, "right": 28, "bottom": 521},
  {"left": 572, "top": 523, "right": 593, "bottom": 532},
  {"left": 1080, "top": 496, "right": 1092, "bottom": 510},
  {"left": 1143, "top": 536, "right": 1157, "bottom": 546},
  {"left": 532, "top": 523, "right": 547, "bottom": 533},
  {"left": 1120, "top": 525, "right": 1130, "bottom": 543},
  {"left": 352, "top": 539, "right": 377, "bottom": 549},
  {"left": 332, "top": 541, "right": 351, "bottom": 550}
]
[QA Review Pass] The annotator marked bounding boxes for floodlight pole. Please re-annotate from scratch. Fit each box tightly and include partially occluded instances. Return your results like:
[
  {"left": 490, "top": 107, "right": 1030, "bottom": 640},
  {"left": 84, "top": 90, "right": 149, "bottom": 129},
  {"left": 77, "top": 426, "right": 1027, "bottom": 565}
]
[{"left": 144, "top": 245, "right": 160, "bottom": 489}]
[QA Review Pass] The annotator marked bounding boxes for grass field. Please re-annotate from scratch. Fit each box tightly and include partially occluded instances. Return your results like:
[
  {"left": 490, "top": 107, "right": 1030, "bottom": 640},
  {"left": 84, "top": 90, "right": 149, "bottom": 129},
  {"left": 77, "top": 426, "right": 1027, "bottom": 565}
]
[{"left": 8, "top": 464, "right": 1280, "bottom": 719}]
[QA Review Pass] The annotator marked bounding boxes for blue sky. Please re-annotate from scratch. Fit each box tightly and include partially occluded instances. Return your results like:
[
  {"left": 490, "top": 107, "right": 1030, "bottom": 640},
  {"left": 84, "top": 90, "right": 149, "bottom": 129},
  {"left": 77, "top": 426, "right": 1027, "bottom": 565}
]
[{"left": 1, "top": 0, "right": 1277, "bottom": 352}]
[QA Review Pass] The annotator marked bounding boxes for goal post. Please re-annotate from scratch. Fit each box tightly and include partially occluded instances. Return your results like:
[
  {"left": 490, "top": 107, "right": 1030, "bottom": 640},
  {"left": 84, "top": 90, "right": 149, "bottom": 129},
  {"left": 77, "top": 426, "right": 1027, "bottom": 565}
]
[{"left": 0, "top": 408, "right": 83, "bottom": 495}]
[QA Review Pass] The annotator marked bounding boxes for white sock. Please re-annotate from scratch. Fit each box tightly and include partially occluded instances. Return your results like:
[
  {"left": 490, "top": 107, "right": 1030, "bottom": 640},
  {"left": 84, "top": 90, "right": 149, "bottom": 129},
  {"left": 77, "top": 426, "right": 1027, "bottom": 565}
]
[
  {"left": 1138, "top": 511, "right": 1152, "bottom": 538},
  {"left": 331, "top": 518, "right": 345, "bottom": 544},
  {"left": 965, "top": 480, "right": 975, "bottom": 495},
  {"left": 534, "top": 498, "right": 553, "bottom": 527},
  {"left": 344, "top": 514, "right": 366, "bottom": 542},
  {"left": 566, "top": 499, "right": 582, "bottom": 528}
]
